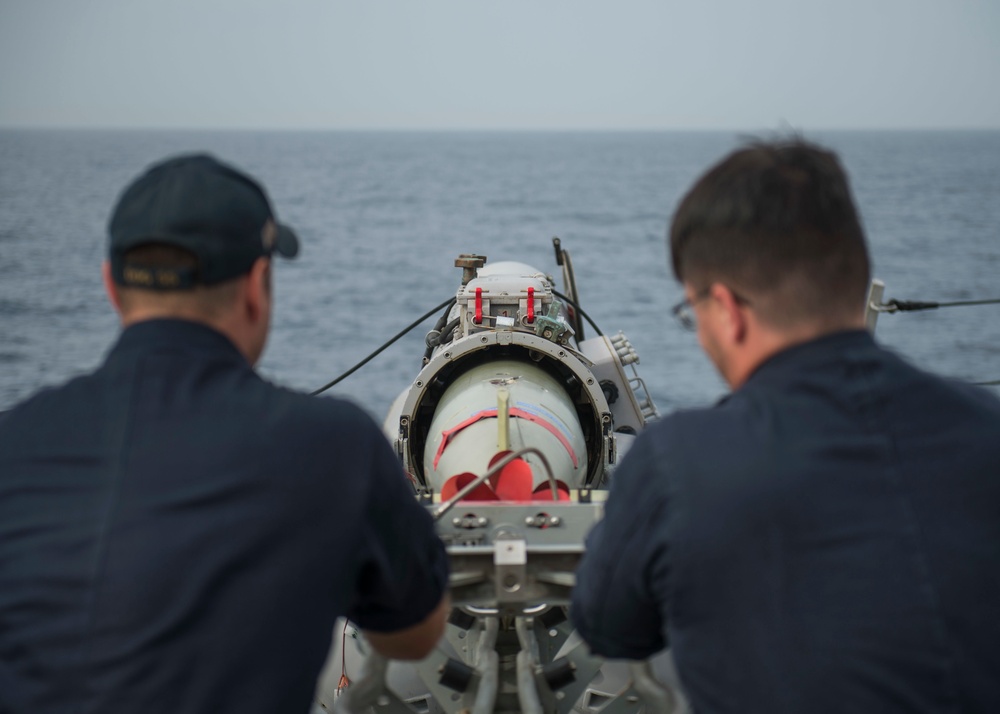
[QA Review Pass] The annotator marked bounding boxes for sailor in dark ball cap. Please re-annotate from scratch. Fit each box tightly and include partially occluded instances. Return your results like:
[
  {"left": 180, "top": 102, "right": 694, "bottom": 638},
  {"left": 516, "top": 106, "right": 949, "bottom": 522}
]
[{"left": 0, "top": 154, "right": 449, "bottom": 714}]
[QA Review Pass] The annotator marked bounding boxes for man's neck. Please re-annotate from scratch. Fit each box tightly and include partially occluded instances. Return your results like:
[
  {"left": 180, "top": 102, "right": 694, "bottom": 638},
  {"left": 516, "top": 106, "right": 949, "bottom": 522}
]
[
  {"left": 727, "top": 316, "right": 866, "bottom": 389},
  {"left": 119, "top": 310, "right": 255, "bottom": 365}
]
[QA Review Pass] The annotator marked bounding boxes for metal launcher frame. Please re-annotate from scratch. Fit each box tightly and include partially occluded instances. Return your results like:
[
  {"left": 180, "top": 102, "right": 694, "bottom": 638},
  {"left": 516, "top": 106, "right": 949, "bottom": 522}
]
[{"left": 322, "top": 241, "right": 678, "bottom": 714}]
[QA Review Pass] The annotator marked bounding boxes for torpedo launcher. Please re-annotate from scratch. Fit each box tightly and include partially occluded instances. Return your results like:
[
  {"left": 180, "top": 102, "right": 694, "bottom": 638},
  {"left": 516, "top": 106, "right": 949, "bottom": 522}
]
[
  {"left": 385, "top": 252, "right": 655, "bottom": 504},
  {"left": 324, "top": 245, "right": 673, "bottom": 714}
]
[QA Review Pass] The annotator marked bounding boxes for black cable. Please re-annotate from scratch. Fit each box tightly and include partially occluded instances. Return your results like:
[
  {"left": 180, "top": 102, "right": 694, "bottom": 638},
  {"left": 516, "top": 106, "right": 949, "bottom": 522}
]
[
  {"left": 552, "top": 289, "right": 604, "bottom": 337},
  {"left": 423, "top": 300, "right": 456, "bottom": 363},
  {"left": 427, "top": 317, "right": 461, "bottom": 349},
  {"left": 876, "top": 296, "right": 1000, "bottom": 385},
  {"left": 310, "top": 297, "right": 455, "bottom": 396},
  {"left": 874, "top": 297, "right": 1000, "bottom": 385},
  {"left": 306, "top": 292, "right": 1000, "bottom": 395},
  {"left": 886, "top": 297, "right": 1000, "bottom": 312}
]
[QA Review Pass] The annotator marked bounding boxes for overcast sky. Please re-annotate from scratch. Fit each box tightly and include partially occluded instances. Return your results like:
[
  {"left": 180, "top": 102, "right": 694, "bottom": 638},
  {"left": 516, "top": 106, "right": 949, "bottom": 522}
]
[{"left": 2, "top": 0, "right": 998, "bottom": 131}]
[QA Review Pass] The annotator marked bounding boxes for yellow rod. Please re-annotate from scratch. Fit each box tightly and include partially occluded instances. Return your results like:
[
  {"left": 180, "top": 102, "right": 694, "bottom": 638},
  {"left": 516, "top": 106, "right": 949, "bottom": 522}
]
[{"left": 497, "top": 387, "right": 510, "bottom": 451}]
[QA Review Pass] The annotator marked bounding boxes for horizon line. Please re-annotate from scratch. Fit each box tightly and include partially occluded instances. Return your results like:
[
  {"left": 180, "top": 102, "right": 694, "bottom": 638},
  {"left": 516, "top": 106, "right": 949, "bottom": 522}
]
[{"left": 2, "top": 124, "right": 1000, "bottom": 134}]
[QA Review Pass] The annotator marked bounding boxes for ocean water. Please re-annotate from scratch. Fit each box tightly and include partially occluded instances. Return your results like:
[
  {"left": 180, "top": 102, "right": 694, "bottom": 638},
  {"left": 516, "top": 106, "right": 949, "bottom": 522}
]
[{"left": 2, "top": 129, "right": 999, "bottom": 420}]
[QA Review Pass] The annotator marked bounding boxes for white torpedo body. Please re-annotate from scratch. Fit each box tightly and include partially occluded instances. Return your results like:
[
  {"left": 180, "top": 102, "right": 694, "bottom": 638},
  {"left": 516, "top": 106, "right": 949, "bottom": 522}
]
[{"left": 314, "top": 240, "right": 686, "bottom": 714}]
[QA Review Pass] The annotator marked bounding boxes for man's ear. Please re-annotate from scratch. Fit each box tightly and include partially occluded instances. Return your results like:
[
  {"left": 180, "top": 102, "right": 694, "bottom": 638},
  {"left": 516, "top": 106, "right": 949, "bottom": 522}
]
[
  {"left": 710, "top": 282, "right": 749, "bottom": 345},
  {"left": 102, "top": 261, "right": 123, "bottom": 316},
  {"left": 244, "top": 257, "right": 271, "bottom": 323}
]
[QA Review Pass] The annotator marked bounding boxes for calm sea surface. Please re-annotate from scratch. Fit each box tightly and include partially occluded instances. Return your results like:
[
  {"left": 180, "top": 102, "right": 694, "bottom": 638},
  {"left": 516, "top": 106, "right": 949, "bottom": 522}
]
[{"left": 2, "top": 130, "right": 999, "bottom": 419}]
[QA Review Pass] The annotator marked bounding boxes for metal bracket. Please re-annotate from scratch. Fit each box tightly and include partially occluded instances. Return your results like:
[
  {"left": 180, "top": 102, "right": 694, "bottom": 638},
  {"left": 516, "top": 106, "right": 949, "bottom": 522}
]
[
  {"left": 494, "top": 538, "right": 528, "bottom": 603},
  {"left": 865, "top": 278, "right": 886, "bottom": 332}
]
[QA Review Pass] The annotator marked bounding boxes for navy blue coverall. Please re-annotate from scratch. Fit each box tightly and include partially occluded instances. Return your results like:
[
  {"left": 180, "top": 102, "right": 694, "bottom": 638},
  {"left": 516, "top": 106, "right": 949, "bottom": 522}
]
[
  {"left": 0, "top": 319, "right": 448, "bottom": 714},
  {"left": 572, "top": 330, "right": 1000, "bottom": 713}
]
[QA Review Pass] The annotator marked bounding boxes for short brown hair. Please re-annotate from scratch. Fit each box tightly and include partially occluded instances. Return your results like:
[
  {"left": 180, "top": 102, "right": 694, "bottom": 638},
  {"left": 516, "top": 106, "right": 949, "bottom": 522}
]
[{"left": 669, "top": 139, "right": 871, "bottom": 327}]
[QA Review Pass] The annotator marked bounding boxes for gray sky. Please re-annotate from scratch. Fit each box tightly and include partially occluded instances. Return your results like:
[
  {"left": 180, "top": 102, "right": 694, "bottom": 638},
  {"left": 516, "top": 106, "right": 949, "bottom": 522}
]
[{"left": 2, "top": 0, "right": 998, "bottom": 131}]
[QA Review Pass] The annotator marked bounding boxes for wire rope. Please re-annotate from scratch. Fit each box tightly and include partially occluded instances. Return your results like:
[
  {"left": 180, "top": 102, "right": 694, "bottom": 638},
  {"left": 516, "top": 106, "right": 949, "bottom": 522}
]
[
  {"left": 874, "top": 297, "right": 1000, "bottom": 312},
  {"left": 310, "top": 297, "right": 455, "bottom": 396},
  {"left": 552, "top": 289, "right": 604, "bottom": 337}
]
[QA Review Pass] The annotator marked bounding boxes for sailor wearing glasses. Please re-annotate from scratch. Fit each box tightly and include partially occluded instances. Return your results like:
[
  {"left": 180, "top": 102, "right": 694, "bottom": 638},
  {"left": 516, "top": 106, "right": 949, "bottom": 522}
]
[{"left": 572, "top": 139, "right": 1000, "bottom": 714}]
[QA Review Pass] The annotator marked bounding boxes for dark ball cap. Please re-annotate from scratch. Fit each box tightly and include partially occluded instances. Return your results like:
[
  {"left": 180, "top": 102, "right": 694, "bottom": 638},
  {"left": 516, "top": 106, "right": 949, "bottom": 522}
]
[{"left": 108, "top": 153, "right": 299, "bottom": 289}]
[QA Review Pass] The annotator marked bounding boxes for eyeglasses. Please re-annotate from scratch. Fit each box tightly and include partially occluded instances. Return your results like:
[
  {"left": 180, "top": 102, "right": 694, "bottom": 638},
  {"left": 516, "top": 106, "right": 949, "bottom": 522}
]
[
  {"left": 671, "top": 287, "right": 750, "bottom": 331},
  {"left": 670, "top": 289, "right": 710, "bottom": 331}
]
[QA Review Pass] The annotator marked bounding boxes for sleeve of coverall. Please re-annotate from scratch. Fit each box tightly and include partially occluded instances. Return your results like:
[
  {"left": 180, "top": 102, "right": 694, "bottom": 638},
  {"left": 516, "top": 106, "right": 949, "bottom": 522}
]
[
  {"left": 570, "top": 432, "right": 670, "bottom": 659},
  {"left": 347, "top": 430, "right": 449, "bottom": 633}
]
